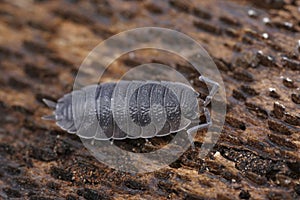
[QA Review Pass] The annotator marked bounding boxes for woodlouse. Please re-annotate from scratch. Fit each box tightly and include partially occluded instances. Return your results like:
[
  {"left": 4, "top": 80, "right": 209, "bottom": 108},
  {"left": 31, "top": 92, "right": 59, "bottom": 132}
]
[{"left": 43, "top": 76, "right": 219, "bottom": 146}]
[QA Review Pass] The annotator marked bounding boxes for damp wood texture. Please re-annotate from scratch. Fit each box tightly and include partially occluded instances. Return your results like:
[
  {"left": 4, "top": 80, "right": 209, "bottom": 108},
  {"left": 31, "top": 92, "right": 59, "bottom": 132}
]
[{"left": 0, "top": 0, "right": 300, "bottom": 199}]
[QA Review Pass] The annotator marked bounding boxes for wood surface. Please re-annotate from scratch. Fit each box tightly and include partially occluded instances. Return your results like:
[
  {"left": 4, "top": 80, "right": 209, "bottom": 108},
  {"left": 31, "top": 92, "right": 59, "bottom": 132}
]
[{"left": 0, "top": 0, "right": 299, "bottom": 199}]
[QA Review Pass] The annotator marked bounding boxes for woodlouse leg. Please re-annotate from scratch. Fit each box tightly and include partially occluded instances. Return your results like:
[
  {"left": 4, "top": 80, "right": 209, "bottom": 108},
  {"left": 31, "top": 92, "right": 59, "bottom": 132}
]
[
  {"left": 187, "top": 108, "right": 211, "bottom": 149},
  {"left": 199, "top": 76, "right": 219, "bottom": 106},
  {"left": 187, "top": 123, "right": 210, "bottom": 149},
  {"left": 203, "top": 107, "right": 212, "bottom": 126}
]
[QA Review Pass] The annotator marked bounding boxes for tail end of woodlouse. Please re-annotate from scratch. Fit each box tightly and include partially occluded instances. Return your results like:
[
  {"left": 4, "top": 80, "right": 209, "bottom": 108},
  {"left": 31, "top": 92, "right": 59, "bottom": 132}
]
[
  {"left": 42, "top": 98, "right": 57, "bottom": 121},
  {"left": 42, "top": 115, "right": 56, "bottom": 121},
  {"left": 42, "top": 98, "right": 57, "bottom": 109}
]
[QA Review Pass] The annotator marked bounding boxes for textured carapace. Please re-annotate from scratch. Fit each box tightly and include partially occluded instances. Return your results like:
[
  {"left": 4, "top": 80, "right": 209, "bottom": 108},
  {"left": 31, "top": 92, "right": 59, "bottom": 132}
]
[{"left": 43, "top": 77, "right": 219, "bottom": 145}]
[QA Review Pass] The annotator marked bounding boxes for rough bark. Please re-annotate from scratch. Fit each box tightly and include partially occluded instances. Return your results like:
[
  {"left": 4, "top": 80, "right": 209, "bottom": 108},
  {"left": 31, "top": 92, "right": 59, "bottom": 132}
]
[{"left": 0, "top": 0, "right": 299, "bottom": 199}]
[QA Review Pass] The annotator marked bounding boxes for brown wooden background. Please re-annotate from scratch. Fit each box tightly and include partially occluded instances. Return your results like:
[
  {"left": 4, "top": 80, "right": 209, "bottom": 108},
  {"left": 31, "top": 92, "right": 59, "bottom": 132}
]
[{"left": 0, "top": 0, "right": 299, "bottom": 199}]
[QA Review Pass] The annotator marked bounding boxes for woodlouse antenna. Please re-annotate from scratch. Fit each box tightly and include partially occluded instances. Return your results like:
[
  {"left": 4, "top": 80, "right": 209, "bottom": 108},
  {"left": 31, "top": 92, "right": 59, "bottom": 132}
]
[{"left": 42, "top": 98, "right": 57, "bottom": 109}]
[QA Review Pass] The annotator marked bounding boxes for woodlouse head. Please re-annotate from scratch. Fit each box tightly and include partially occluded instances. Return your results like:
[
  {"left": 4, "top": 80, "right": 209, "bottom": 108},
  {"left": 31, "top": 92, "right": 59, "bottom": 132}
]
[{"left": 181, "top": 89, "right": 200, "bottom": 120}]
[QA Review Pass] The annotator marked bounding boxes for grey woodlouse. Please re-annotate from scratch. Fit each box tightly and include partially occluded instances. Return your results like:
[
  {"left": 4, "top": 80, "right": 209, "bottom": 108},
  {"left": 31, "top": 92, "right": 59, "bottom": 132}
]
[{"left": 43, "top": 76, "right": 219, "bottom": 146}]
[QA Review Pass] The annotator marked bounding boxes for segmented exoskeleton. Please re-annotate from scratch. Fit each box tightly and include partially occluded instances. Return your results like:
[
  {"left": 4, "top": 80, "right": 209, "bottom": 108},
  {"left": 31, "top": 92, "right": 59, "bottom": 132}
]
[{"left": 43, "top": 76, "right": 219, "bottom": 146}]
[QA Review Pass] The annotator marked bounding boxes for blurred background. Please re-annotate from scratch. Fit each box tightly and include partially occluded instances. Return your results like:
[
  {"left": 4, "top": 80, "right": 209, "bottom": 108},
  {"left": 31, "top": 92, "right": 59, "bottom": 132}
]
[{"left": 0, "top": 0, "right": 299, "bottom": 199}]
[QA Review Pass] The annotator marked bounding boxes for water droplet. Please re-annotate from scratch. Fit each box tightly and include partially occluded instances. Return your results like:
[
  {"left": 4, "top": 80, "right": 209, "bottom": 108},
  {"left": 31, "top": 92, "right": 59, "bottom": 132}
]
[
  {"left": 284, "top": 22, "right": 293, "bottom": 29},
  {"left": 263, "top": 17, "right": 271, "bottom": 24},
  {"left": 248, "top": 9, "right": 258, "bottom": 18},
  {"left": 262, "top": 33, "right": 269, "bottom": 39}
]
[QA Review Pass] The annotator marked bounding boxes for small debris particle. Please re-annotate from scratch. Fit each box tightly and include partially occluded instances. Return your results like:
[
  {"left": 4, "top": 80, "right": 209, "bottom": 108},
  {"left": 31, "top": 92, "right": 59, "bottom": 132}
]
[
  {"left": 273, "top": 101, "right": 285, "bottom": 118},
  {"left": 282, "top": 77, "right": 296, "bottom": 88},
  {"left": 269, "top": 88, "right": 280, "bottom": 99}
]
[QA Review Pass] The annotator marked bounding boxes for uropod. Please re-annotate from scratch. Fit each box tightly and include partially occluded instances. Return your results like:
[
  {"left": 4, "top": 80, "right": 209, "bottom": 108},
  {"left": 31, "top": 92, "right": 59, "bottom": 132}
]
[{"left": 42, "top": 76, "right": 219, "bottom": 147}]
